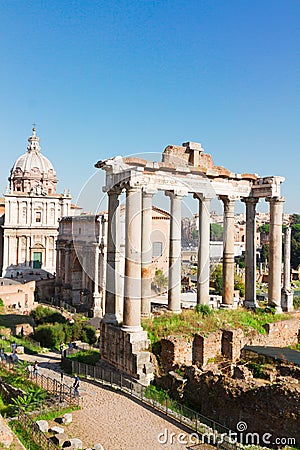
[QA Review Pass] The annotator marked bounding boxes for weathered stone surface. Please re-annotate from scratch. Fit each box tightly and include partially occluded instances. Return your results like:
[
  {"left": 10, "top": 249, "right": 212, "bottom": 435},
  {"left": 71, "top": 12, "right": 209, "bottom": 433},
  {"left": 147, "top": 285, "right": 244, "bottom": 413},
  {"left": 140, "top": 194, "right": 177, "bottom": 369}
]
[
  {"left": 51, "top": 426, "right": 65, "bottom": 434},
  {"left": 36, "top": 420, "right": 49, "bottom": 433},
  {"left": 160, "top": 336, "right": 192, "bottom": 372},
  {"left": 93, "top": 444, "right": 104, "bottom": 450},
  {"left": 0, "top": 414, "right": 14, "bottom": 448},
  {"left": 63, "top": 438, "right": 83, "bottom": 449},
  {"left": 233, "top": 365, "right": 253, "bottom": 381},
  {"left": 62, "top": 413, "right": 73, "bottom": 424},
  {"left": 51, "top": 433, "right": 67, "bottom": 446}
]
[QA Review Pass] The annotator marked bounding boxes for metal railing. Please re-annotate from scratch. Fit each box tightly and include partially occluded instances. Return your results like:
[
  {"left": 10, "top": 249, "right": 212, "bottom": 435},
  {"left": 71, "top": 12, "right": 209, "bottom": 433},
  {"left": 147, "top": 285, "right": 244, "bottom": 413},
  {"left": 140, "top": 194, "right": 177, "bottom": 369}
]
[
  {"left": 62, "top": 350, "right": 239, "bottom": 449},
  {"left": 34, "top": 372, "right": 79, "bottom": 406}
]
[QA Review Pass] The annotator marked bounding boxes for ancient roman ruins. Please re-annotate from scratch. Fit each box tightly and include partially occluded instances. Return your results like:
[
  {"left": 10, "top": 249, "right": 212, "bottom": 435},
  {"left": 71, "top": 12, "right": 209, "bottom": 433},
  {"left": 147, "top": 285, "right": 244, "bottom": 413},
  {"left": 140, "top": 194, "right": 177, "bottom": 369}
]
[{"left": 95, "top": 141, "right": 292, "bottom": 383}]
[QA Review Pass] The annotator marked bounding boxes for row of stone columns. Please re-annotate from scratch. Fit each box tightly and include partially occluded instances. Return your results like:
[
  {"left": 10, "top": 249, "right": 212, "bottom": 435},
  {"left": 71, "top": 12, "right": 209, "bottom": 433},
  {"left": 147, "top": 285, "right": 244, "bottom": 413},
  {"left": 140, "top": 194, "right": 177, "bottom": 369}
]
[{"left": 103, "top": 184, "right": 287, "bottom": 331}]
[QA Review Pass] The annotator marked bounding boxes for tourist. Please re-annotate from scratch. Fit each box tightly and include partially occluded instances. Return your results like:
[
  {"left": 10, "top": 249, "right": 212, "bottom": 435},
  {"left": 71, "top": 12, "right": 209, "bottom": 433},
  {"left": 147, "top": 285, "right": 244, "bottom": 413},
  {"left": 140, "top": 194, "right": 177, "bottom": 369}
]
[
  {"left": 27, "top": 363, "right": 33, "bottom": 379},
  {"left": 33, "top": 360, "right": 39, "bottom": 379},
  {"left": 73, "top": 373, "right": 80, "bottom": 398}
]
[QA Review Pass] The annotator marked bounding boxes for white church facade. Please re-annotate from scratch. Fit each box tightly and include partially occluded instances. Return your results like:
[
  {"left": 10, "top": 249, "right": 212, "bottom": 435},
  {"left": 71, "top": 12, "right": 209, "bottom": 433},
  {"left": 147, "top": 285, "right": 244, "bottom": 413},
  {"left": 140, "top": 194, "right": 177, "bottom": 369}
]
[{"left": 1, "top": 127, "right": 72, "bottom": 277}]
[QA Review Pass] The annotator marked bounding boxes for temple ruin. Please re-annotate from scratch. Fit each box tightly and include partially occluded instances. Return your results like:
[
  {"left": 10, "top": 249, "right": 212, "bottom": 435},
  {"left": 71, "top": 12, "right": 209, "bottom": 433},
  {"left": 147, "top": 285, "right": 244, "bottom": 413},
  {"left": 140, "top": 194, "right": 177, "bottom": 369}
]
[{"left": 95, "top": 141, "right": 289, "bottom": 383}]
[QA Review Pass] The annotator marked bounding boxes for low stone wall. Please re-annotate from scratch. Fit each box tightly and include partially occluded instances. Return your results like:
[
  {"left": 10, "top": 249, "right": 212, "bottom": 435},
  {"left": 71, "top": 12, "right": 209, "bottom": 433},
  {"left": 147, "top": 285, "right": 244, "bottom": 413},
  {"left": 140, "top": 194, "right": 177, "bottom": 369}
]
[
  {"left": 100, "top": 323, "right": 154, "bottom": 385},
  {"left": 160, "top": 336, "right": 193, "bottom": 372},
  {"left": 193, "top": 331, "right": 222, "bottom": 366},
  {"left": 160, "top": 318, "right": 300, "bottom": 369}
]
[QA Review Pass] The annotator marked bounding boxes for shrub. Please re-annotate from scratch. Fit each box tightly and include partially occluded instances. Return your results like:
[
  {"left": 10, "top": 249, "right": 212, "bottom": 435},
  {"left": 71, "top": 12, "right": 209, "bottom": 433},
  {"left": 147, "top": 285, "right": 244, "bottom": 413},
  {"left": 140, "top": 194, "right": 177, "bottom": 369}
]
[
  {"left": 30, "top": 305, "right": 66, "bottom": 325},
  {"left": 34, "top": 323, "right": 65, "bottom": 348},
  {"left": 83, "top": 325, "right": 97, "bottom": 345}
]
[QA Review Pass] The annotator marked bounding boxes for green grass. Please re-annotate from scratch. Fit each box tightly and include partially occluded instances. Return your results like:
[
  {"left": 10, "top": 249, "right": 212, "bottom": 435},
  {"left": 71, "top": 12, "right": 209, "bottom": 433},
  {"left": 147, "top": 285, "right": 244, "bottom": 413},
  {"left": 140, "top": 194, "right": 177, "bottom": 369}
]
[
  {"left": 34, "top": 405, "right": 80, "bottom": 421},
  {"left": 142, "top": 307, "right": 290, "bottom": 344},
  {"left": 66, "top": 349, "right": 100, "bottom": 365},
  {"left": 9, "top": 420, "right": 43, "bottom": 450}
]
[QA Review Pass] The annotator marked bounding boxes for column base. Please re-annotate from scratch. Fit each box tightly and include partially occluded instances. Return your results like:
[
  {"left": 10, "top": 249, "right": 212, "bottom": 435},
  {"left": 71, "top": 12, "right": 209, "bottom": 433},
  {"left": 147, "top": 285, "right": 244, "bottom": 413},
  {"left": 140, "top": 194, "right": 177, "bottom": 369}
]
[
  {"left": 101, "top": 313, "right": 118, "bottom": 325},
  {"left": 167, "top": 308, "right": 182, "bottom": 314},
  {"left": 267, "top": 302, "right": 283, "bottom": 313},
  {"left": 244, "top": 300, "right": 258, "bottom": 310},
  {"left": 220, "top": 303, "right": 235, "bottom": 309},
  {"left": 281, "top": 290, "right": 294, "bottom": 312},
  {"left": 121, "top": 324, "right": 143, "bottom": 333}
]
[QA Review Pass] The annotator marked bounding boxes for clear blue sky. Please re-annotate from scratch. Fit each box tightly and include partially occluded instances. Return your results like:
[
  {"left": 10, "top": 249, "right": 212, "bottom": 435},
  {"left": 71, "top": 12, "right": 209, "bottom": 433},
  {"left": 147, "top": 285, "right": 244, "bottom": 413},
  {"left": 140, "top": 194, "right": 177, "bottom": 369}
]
[{"left": 0, "top": 0, "right": 299, "bottom": 214}]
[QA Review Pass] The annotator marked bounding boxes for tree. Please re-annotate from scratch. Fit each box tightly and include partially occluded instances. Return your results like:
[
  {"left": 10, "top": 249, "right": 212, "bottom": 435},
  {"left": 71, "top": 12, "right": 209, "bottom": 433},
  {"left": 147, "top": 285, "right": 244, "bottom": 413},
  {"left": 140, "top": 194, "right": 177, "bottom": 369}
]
[
  {"left": 211, "top": 264, "right": 223, "bottom": 295},
  {"left": 154, "top": 269, "right": 168, "bottom": 292},
  {"left": 291, "top": 218, "right": 300, "bottom": 269},
  {"left": 210, "top": 223, "right": 223, "bottom": 241}
]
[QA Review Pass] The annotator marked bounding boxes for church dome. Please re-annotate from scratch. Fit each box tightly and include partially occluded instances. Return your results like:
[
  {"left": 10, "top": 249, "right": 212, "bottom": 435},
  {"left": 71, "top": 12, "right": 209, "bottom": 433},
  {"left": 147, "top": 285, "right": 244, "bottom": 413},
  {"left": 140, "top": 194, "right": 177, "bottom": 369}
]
[{"left": 9, "top": 127, "right": 58, "bottom": 195}]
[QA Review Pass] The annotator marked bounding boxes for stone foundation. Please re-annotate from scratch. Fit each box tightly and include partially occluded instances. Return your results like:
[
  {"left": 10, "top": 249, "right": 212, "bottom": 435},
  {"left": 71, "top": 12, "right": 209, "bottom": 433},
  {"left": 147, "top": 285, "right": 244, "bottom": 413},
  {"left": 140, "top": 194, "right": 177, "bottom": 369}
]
[
  {"left": 160, "top": 318, "right": 300, "bottom": 369},
  {"left": 160, "top": 336, "right": 193, "bottom": 372},
  {"left": 100, "top": 323, "right": 154, "bottom": 385},
  {"left": 193, "top": 331, "right": 222, "bottom": 366}
]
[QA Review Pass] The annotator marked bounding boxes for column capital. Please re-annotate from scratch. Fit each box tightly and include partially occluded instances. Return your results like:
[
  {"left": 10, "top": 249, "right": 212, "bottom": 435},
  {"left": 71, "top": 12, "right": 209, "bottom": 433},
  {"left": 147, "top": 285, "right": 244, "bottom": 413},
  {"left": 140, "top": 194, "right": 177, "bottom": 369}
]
[
  {"left": 142, "top": 188, "right": 157, "bottom": 197},
  {"left": 266, "top": 196, "right": 285, "bottom": 204},
  {"left": 165, "top": 189, "right": 188, "bottom": 199},
  {"left": 219, "top": 194, "right": 239, "bottom": 204},
  {"left": 107, "top": 185, "right": 123, "bottom": 196},
  {"left": 193, "top": 193, "right": 214, "bottom": 202},
  {"left": 241, "top": 197, "right": 259, "bottom": 205}
]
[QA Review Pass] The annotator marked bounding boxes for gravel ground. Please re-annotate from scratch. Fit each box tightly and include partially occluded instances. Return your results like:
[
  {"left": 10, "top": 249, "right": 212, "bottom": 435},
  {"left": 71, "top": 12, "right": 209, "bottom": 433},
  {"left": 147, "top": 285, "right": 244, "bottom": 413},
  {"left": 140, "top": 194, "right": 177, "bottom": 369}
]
[{"left": 21, "top": 352, "right": 215, "bottom": 450}]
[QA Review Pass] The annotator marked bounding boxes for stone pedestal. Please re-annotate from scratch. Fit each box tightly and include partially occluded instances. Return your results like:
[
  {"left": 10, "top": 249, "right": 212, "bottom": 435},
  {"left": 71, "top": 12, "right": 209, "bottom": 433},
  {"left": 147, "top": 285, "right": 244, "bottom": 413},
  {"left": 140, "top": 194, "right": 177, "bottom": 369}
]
[{"left": 100, "top": 322, "right": 154, "bottom": 385}]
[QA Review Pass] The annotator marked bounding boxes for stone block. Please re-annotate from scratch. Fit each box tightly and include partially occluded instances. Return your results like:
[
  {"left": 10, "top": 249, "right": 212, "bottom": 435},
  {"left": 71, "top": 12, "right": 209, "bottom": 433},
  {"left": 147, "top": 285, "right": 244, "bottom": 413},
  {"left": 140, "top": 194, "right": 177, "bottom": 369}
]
[
  {"left": 63, "top": 438, "right": 83, "bottom": 449},
  {"left": 36, "top": 420, "right": 49, "bottom": 433},
  {"left": 51, "top": 426, "right": 65, "bottom": 434},
  {"left": 16, "top": 345, "right": 24, "bottom": 354},
  {"left": 51, "top": 433, "right": 67, "bottom": 446},
  {"left": 62, "top": 413, "right": 73, "bottom": 424},
  {"left": 94, "top": 444, "right": 104, "bottom": 450}
]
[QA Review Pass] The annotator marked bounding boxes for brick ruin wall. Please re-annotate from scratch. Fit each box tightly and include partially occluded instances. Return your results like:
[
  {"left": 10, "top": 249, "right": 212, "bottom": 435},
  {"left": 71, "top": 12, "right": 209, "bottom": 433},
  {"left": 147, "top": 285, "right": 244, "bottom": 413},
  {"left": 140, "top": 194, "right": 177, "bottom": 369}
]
[{"left": 160, "top": 318, "right": 300, "bottom": 371}]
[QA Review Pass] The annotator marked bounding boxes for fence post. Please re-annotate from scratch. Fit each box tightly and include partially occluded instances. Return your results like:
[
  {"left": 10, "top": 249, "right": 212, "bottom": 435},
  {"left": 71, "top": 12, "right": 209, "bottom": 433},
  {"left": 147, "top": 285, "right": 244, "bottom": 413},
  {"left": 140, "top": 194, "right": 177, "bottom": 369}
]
[{"left": 166, "top": 397, "right": 168, "bottom": 416}]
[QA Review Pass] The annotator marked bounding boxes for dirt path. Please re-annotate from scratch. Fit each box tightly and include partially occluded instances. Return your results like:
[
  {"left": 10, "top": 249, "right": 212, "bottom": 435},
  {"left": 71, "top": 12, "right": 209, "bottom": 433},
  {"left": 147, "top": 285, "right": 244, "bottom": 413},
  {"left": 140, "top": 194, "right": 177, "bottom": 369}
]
[{"left": 20, "top": 352, "right": 215, "bottom": 450}]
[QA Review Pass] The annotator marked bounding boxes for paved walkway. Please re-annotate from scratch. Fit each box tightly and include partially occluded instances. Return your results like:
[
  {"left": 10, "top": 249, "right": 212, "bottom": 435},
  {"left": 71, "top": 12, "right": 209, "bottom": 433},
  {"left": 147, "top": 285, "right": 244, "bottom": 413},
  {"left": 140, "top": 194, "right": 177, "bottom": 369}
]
[{"left": 21, "top": 351, "right": 214, "bottom": 450}]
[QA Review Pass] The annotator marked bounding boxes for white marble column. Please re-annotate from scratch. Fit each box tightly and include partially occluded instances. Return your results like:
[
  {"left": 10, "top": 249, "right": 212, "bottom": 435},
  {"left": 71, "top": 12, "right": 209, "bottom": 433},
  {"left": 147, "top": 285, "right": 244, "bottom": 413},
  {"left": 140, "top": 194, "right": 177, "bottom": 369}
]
[
  {"left": 141, "top": 190, "right": 154, "bottom": 316},
  {"left": 243, "top": 197, "right": 259, "bottom": 308},
  {"left": 196, "top": 195, "right": 211, "bottom": 306},
  {"left": 282, "top": 226, "right": 294, "bottom": 311},
  {"left": 122, "top": 186, "right": 143, "bottom": 331},
  {"left": 166, "top": 191, "right": 185, "bottom": 313},
  {"left": 92, "top": 243, "right": 102, "bottom": 317},
  {"left": 267, "top": 197, "right": 284, "bottom": 312},
  {"left": 99, "top": 215, "right": 107, "bottom": 316},
  {"left": 2, "top": 235, "right": 9, "bottom": 276},
  {"left": 220, "top": 196, "right": 236, "bottom": 307},
  {"left": 103, "top": 187, "right": 122, "bottom": 325}
]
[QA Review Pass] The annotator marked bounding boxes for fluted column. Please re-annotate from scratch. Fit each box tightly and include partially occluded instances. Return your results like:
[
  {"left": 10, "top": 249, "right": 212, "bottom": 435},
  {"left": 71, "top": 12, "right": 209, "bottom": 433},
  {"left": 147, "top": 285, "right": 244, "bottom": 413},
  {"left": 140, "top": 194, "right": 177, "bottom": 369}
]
[
  {"left": 195, "top": 194, "right": 211, "bottom": 305},
  {"left": 103, "top": 187, "right": 122, "bottom": 325},
  {"left": 267, "top": 197, "right": 284, "bottom": 312},
  {"left": 122, "top": 186, "right": 143, "bottom": 331},
  {"left": 243, "top": 197, "right": 259, "bottom": 308},
  {"left": 166, "top": 191, "right": 185, "bottom": 313},
  {"left": 141, "top": 190, "right": 155, "bottom": 316},
  {"left": 220, "top": 196, "right": 236, "bottom": 307}
]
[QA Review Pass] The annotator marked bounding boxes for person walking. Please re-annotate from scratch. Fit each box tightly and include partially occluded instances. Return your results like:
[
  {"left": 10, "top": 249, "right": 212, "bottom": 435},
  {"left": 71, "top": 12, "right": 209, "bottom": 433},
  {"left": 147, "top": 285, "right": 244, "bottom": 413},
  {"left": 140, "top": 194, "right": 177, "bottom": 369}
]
[
  {"left": 73, "top": 373, "right": 80, "bottom": 398},
  {"left": 33, "top": 360, "right": 39, "bottom": 379}
]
